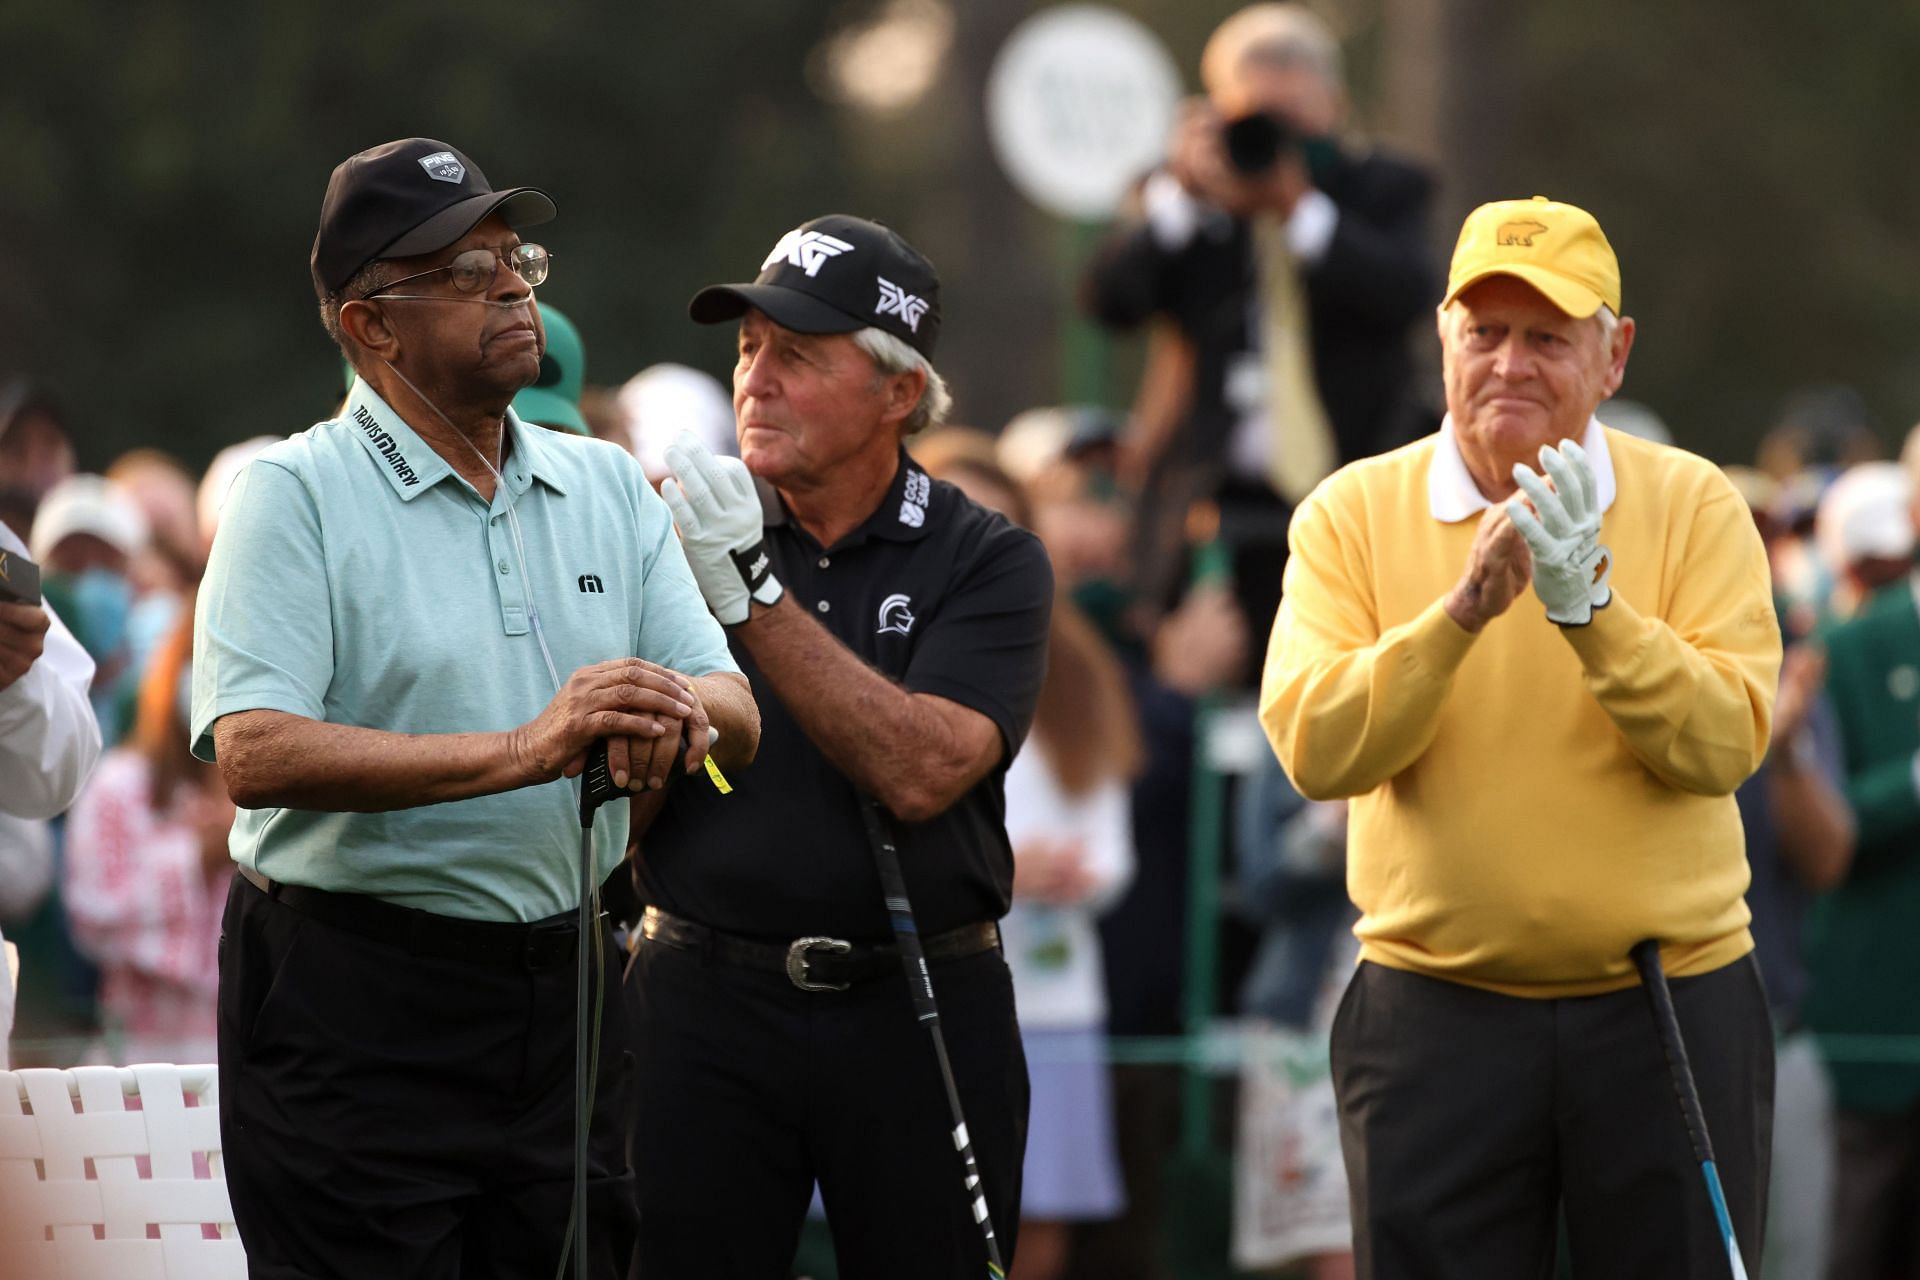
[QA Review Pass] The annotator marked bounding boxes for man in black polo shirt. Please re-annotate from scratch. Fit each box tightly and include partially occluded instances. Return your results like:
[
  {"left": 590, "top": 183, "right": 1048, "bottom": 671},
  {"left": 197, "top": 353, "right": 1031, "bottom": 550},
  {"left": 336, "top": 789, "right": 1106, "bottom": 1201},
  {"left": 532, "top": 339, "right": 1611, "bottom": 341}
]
[{"left": 624, "top": 214, "right": 1053, "bottom": 1278}]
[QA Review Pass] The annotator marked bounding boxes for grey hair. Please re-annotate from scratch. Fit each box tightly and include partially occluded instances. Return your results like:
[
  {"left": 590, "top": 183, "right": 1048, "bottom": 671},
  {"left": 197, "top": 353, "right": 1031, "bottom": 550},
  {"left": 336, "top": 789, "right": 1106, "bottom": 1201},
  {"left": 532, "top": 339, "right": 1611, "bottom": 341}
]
[
  {"left": 853, "top": 326, "right": 951, "bottom": 437},
  {"left": 1202, "top": 4, "right": 1345, "bottom": 93},
  {"left": 1436, "top": 298, "right": 1622, "bottom": 345},
  {"left": 318, "top": 260, "right": 397, "bottom": 359},
  {"left": 1593, "top": 303, "right": 1620, "bottom": 345}
]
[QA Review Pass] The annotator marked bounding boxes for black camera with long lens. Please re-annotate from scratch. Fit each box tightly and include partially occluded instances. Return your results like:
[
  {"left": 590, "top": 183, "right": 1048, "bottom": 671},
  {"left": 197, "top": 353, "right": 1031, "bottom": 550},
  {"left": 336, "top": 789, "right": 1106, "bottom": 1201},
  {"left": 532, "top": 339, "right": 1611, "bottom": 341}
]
[{"left": 1222, "top": 111, "right": 1295, "bottom": 176}]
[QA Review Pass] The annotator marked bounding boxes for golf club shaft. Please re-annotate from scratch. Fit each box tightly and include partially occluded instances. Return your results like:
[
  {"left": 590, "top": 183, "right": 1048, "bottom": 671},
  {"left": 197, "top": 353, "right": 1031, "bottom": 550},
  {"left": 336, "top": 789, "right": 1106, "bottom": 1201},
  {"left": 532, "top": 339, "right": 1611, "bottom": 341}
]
[
  {"left": 1629, "top": 939, "right": 1749, "bottom": 1280},
  {"left": 574, "top": 827, "right": 592, "bottom": 1280},
  {"left": 861, "top": 801, "right": 1007, "bottom": 1279},
  {"left": 559, "top": 742, "right": 625, "bottom": 1280}
]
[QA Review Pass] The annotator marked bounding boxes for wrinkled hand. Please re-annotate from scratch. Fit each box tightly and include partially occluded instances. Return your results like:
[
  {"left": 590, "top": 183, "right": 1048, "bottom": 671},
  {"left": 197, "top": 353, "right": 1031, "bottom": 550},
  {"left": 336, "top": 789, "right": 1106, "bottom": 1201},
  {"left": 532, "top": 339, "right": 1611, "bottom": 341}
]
[
  {"left": 1153, "top": 582, "right": 1249, "bottom": 695},
  {"left": 510, "top": 659, "right": 695, "bottom": 787},
  {"left": 1167, "top": 98, "right": 1234, "bottom": 203},
  {"left": 1443, "top": 504, "right": 1533, "bottom": 634},
  {"left": 1507, "top": 440, "right": 1613, "bottom": 627},
  {"left": 661, "top": 431, "right": 783, "bottom": 626},
  {"left": 0, "top": 601, "right": 50, "bottom": 691},
  {"left": 625, "top": 670, "right": 714, "bottom": 793},
  {"left": 1013, "top": 838, "right": 1098, "bottom": 906},
  {"left": 1280, "top": 799, "right": 1351, "bottom": 874},
  {"left": 1773, "top": 644, "right": 1826, "bottom": 747},
  {"left": 1166, "top": 96, "right": 1310, "bottom": 217}
]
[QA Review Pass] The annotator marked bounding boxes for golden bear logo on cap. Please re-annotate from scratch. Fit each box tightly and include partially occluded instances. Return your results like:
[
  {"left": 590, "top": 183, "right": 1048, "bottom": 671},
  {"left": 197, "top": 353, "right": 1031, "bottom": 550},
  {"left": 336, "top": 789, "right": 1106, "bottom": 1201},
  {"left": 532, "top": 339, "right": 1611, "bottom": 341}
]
[
  {"left": 1443, "top": 198, "right": 1621, "bottom": 317},
  {"left": 1498, "top": 219, "right": 1550, "bottom": 247}
]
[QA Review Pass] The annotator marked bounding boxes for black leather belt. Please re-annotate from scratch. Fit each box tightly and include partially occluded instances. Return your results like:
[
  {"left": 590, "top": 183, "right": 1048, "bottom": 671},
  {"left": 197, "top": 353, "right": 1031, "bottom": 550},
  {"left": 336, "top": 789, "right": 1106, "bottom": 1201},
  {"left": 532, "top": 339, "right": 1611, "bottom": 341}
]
[
  {"left": 236, "top": 863, "right": 589, "bottom": 973},
  {"left": 637, "top": 905, "right": 1000, "bottom": 992}
]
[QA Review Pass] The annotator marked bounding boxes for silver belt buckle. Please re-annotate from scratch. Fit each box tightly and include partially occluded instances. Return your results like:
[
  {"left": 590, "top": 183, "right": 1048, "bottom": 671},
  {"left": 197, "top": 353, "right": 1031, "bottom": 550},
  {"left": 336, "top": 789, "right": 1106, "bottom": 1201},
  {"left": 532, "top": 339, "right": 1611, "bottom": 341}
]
[{"left": 786, "top": 936, "right": 853, "bottom": 992}]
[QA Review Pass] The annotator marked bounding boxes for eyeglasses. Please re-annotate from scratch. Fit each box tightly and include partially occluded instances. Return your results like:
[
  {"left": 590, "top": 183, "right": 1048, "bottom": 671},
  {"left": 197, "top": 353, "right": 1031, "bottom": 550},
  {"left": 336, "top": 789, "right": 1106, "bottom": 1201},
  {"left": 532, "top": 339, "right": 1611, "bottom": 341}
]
[{"left": 361, "top": 243, "right": 551, "bottom": 300}]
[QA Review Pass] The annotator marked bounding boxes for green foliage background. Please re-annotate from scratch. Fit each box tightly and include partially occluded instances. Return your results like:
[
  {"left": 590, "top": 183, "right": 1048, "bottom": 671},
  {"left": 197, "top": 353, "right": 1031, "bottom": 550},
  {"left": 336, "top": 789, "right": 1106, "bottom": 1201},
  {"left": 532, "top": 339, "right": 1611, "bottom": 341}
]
[{"left": 3, "top": 1, "right": 1916, "bottom": 471}]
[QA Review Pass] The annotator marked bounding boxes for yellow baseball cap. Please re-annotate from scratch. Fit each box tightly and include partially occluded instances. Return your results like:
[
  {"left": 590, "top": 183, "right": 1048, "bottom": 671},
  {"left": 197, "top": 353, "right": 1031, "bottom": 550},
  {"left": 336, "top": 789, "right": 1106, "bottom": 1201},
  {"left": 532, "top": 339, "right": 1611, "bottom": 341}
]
[{"left": 1441, "top": 196, "right": 1621, "bottom": 318}]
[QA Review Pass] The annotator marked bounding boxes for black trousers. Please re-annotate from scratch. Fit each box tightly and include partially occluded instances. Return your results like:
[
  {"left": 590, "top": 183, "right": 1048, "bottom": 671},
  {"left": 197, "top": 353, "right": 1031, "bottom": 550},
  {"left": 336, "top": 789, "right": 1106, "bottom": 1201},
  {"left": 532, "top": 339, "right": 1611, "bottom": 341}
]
[
  {"left": 624, "top": 928, "right": 1028, "bottom": 1279},
  {"left": 217, "top": 874, "right": 638, "bottom": 1280},
  {"left": 1331, "top": 957, "right": 1773, "bottom": 1280}
]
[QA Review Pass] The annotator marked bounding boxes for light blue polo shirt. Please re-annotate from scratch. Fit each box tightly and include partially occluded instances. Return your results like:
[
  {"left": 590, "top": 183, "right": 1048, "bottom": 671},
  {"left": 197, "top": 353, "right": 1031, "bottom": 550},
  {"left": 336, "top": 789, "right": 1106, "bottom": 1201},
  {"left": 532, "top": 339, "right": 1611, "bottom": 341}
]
[{"left": 191, "top": 379, "right": 737, "bottom": 922}]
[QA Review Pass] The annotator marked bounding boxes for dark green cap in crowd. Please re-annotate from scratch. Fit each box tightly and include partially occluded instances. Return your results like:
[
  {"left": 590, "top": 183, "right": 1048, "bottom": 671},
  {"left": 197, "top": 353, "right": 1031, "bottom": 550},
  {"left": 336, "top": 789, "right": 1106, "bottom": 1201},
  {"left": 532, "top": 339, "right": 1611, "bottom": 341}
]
[{"left": 514, "top": 303, "right": 587, "bottom": 435}]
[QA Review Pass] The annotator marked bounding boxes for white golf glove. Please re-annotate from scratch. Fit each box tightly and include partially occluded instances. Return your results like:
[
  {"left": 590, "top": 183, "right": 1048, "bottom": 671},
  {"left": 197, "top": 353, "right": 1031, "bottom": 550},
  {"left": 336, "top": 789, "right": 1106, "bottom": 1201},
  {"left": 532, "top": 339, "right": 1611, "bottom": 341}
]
[
  {"left": 660, "top": 431, "right": 784, "bottom": 626},
  {"left": 1506, "top": 439, "right": 1613, "bottom": 627}
]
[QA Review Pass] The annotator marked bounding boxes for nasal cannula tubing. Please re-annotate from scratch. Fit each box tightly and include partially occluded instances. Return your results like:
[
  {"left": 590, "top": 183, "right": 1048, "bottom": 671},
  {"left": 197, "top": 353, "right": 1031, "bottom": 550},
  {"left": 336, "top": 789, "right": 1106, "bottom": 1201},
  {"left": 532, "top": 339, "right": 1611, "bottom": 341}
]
[{"left": 378, "top": 350, "right": 603, "bottom": 1280}]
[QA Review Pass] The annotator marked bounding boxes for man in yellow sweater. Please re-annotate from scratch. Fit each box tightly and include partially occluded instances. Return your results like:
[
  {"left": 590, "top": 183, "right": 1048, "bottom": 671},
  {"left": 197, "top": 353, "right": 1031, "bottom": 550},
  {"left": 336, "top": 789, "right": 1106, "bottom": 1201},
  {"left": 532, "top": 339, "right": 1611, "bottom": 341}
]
[{"left": 1260, "top": 197, "right": 1780, "bottom": 1277}]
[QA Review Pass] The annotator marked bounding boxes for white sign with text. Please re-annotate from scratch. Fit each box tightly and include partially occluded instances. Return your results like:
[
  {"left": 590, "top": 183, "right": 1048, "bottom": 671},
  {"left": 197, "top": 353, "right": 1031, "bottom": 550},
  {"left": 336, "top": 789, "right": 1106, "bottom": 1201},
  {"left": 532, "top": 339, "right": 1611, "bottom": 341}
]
[{"left": 986, "top": 5, "right": 1182, "bottom": 221}]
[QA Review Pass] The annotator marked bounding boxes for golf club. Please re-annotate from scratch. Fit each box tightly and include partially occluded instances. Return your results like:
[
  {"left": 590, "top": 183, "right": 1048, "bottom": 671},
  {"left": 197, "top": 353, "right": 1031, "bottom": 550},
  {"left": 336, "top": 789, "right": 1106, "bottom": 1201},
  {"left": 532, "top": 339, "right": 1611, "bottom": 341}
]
[
  {"left": 1629, "top": 938, "right": 1750, "bottom": 1280},
  {"left": 859, "top": 800, "right": 1008, "bottom": 1279}
]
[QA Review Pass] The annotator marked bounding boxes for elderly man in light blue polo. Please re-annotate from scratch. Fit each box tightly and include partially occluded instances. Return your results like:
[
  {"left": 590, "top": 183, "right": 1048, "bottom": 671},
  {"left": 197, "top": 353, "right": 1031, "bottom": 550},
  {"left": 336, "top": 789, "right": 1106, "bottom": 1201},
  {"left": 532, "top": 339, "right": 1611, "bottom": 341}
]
[{"left": 192, "top": 137, "right": 760, "bottom": 1280}]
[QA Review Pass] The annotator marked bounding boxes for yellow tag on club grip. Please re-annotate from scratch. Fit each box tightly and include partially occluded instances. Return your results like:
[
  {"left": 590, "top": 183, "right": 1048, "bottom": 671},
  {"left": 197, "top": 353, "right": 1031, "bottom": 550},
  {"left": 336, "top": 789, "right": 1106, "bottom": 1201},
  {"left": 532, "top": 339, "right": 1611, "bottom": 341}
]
[{"left": 704, "top": 756, "right": 733, "bottom": 795}]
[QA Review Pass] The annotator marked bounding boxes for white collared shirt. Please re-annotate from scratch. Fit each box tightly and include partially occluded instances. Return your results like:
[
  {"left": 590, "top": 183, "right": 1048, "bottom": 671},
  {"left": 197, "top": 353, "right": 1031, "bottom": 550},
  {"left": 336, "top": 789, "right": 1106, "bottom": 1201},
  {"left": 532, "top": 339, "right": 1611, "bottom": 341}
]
[
  {"left": 0, "top": 520, "right": 101, "bottom": 819},
  {"left": 1141, "top": 170, "right": 1340, "bottom": 261},
  {"left": 1427, "top": 414, "right": 1619, "bottom": 523},
  {"left": 1140, "top": 169, "right": 1346, "bottom": 483}
]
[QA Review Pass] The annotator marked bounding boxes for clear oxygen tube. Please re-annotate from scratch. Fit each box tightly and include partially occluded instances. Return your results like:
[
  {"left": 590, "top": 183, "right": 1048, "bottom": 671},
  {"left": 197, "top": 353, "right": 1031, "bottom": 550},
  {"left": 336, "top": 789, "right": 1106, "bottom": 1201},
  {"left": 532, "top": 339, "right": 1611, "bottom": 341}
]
[{"left": 378, "top": 354, "right": 602, "bottom": 1280}]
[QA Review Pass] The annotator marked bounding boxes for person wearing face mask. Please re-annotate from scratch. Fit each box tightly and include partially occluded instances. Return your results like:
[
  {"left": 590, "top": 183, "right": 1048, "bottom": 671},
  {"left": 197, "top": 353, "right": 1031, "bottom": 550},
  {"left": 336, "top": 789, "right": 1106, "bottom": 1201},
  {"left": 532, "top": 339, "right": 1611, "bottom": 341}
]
[
  {"left": 192, "top": 138, "right": 759, "bottom": 1279},
  {"left": 1084, "top": 3, "right": 1437, "bottom": 667},
  {"left": 63, "top": 594, "right": 231, "bottom": 1066},
  {"left": 30, "top": 474, "right": 149, "bottom": 745}
]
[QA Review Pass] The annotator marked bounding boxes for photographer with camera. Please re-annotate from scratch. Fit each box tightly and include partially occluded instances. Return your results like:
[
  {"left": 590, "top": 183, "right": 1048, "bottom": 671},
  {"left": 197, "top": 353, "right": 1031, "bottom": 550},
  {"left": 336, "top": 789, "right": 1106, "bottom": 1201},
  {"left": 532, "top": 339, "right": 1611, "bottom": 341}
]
[{"left": 1085, "top": 3, "right": 1436, "bottom": 645}]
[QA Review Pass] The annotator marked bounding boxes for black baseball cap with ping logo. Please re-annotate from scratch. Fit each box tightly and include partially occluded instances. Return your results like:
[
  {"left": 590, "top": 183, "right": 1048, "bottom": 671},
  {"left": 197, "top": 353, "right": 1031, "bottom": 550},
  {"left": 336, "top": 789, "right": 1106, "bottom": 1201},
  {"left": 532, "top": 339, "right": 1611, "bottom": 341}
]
[
  {"left": 311, "top": 137, "right": 555, "bottom": 300},
  {"left": 689, "top": 214, "right": 943, "bottom": 359}
]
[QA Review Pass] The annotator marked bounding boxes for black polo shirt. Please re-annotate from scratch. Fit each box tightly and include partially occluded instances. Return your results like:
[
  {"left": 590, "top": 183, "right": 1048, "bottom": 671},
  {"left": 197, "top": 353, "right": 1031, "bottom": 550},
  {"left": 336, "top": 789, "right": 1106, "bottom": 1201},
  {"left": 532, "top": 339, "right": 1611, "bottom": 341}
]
[{"left": 634, "top": 449, "right": 1054, "bottom": 940}]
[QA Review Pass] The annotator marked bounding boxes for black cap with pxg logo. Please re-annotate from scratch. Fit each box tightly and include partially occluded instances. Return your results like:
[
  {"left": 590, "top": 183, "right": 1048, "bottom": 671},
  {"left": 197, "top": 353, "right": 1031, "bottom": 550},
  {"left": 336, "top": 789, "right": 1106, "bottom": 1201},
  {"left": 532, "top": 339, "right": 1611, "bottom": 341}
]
[{"left": 689, "top": 214, "right": 942, "bottom": 359}]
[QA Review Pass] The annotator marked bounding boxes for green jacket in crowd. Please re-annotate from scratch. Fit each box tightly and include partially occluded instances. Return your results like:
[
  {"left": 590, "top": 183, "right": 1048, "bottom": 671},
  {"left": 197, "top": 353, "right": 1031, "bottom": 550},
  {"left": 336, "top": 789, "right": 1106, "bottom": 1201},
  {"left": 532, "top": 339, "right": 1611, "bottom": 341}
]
[{"left": 1804, "top": 574, "right": 1920, "bottom": 1113}]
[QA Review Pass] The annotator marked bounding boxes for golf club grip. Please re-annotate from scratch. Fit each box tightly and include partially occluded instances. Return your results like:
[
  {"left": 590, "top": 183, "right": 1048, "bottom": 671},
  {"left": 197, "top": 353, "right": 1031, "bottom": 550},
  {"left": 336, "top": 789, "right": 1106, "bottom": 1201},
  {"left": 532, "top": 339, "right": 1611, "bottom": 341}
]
[{"left": 1629, "top": 939, "right": 1716, "bottom": 1166}]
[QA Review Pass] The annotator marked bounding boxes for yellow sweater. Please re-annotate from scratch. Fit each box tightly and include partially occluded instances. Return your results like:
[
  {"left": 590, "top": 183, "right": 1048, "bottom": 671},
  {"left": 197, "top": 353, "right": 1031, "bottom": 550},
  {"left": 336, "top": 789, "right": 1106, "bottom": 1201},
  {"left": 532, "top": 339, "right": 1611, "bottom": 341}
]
[{"left": 1260, "top": 428, "right": 1780, "bottom": 997}]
